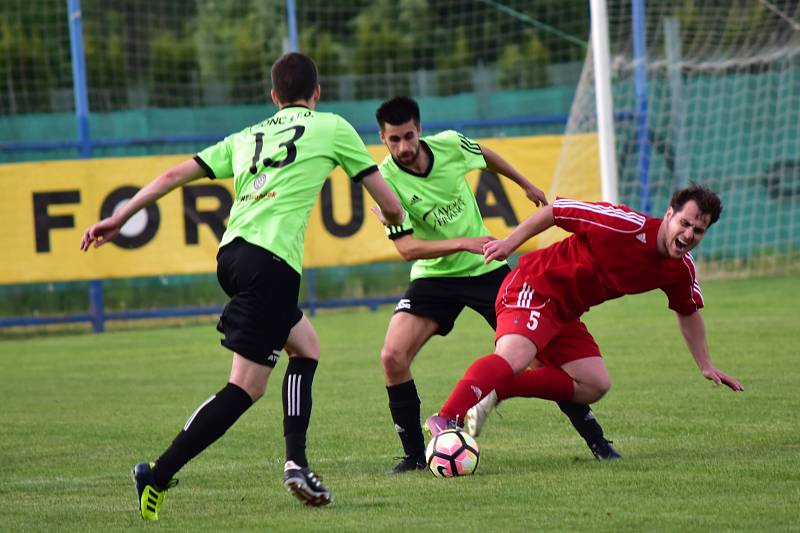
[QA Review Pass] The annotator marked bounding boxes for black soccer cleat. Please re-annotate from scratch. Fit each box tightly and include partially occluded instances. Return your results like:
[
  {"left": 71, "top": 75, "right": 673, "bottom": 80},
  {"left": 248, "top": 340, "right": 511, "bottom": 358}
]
[
  {"left": 589, "top": 439, "right": 623, "bottom": 461},
  {"left": 390, "top": 455, "right": 427, "bottom": 474},
  {"left": 283, "top": 463, "right": 333, "bottom": 506}
]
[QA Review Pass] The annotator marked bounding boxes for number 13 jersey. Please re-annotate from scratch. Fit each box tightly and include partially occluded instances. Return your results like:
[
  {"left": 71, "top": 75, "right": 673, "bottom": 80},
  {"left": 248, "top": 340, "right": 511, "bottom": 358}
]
[{"left": 195, "top": 105, "right": 378, "bottom": 274}]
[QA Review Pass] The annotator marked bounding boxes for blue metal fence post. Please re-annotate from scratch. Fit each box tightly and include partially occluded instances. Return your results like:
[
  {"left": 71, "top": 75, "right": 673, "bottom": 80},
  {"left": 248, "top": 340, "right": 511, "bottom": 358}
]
[
  {"left": 67, "top": 0, "right": 91, "bottom": 159},
  {"left": 286, "top": 0, "right": 299, "bottom": 52},
  {"left": 88, "top": 280, "right": 105, "bottom": 332},
  {"left": 68, "top": 0, "right": 106, "bottom": 332},
  {"left": 632, "top": 0, "right": 651, "bottom": 213}
]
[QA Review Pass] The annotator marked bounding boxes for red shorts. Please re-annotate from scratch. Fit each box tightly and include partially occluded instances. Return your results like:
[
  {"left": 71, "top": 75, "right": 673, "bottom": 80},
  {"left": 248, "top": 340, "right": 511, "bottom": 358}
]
[{"left": 495, "top": 268, "right": 601, "bottom": 367}]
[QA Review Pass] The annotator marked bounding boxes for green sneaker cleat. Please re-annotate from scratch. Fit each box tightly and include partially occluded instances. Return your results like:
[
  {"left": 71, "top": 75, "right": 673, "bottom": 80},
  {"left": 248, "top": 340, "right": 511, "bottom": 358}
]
[{"left": 132, "top": 462, "right": 178, "bottom": 521}]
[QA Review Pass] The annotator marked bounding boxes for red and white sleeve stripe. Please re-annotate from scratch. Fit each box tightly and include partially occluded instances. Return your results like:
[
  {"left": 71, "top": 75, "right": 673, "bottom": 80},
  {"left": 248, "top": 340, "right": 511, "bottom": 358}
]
[
  {"left": 683, "top": 252, "right": 705, "bottom": 309},
  {"left": 552, "top": 198, "right": 646, "bottom": 234}
]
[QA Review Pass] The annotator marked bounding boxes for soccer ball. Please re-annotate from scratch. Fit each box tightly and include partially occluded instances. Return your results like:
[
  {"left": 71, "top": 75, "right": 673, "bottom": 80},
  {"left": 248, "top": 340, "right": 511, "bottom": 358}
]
[{"left": 425, "top": 429, "right": 480, "bottom": 477}]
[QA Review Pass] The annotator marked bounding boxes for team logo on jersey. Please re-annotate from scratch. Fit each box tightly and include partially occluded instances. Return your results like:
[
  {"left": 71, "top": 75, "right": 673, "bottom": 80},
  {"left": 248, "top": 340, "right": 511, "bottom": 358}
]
[
  {"left": 422, "top": 197, "right": 466, "bottom": 229},
  {"left": 253, "top": 174, "right": 268, "bottom": 190},
  {"left": 409, "top": 194, "right": 422, "bottom": 205},
  {"left": 395, "top": 298, "right": 411, "bottom": 311},
  {"left": 636, "top": 232, "right": 647, "bottom": 244}
]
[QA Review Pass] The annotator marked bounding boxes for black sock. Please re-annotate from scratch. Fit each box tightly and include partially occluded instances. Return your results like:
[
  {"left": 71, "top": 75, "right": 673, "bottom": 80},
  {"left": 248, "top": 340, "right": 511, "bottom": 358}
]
[
  {"left": 387, "top": 380, "right": 424, "bottom": 460},
  {"left": 283, "top": 357, "right": 318, "bottom": 468},
  {"left": 557, "top": 401, "right": 605, "bottom": 445},
  {"left": 154, "top": 382, "right": 253, "bottom": 488}
]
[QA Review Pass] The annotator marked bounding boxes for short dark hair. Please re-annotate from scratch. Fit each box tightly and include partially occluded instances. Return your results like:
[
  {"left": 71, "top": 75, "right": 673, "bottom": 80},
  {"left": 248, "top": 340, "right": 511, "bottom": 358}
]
[
  {"left": 270, "top": 52, "right": 318, "bottom": 104},
  {"left": 376, "top": 96, "right": 420, "bottom": 129},
  {"left": 670, "top": 184, "right": 723, "bottom": 226}
]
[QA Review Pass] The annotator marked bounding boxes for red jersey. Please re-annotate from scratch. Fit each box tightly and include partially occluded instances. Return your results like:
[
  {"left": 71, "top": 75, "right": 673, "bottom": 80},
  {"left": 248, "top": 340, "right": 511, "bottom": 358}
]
[{"left": 514, "top": 198, "right": 704, "bottom": 317}]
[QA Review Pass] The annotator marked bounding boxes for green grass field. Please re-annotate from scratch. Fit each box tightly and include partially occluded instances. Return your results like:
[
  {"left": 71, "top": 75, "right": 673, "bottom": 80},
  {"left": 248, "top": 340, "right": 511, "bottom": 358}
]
[{"left": 1, "top": 276, "right": 798, "bottom": 532}]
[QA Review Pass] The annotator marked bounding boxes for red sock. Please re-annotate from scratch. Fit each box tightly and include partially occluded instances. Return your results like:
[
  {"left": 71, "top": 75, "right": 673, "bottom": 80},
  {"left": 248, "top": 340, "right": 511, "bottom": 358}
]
[
  {"left": 440, "top": 354, "right": 513, "bottom": 421},
  {"left": 495, "top": 367, "right": 574, "bottom": 402}
]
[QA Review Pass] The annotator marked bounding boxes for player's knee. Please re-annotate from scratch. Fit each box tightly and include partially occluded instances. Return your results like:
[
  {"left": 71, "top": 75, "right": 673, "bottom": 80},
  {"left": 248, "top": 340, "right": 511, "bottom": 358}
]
[
  {"left": 589, "top": 376, "right": 611, "bottom": 402},
  {"left": 239, "top": 381, "right": 266, "bottom": 402},
  {"left": 380, "top": 345, "right": 410, "bottom": 376},
  {"left": 573, "top": 376, "right": 611, "bottom": 404}
]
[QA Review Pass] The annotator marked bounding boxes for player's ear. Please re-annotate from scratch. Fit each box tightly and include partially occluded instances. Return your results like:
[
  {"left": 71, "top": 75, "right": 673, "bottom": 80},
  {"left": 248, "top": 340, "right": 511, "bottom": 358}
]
[
  {"left": 664, "top": 206, "right": 674, "bottom": 220},
  {"left": 270, "top": 89, "right": 280, "bottom": 106},
  {"left": 313, "top": 84, "right": 321, "bottom": 102}
]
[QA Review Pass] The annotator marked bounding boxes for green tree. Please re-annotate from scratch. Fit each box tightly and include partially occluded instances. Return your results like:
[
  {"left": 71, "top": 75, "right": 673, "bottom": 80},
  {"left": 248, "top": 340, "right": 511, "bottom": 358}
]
[
  {"left": 84, "top": 11, "right": 128, "bottom": 111},
  {"left": 351, "top": 1, "right": 413, "bottom": 99},
  {"left": 0, "top": 15, "right": 52, "bottom": 114},
  {"left": 498, "top": 31, "right": 550, "bottom": 89},
  {"left": 195, "top": 0, "right": 284, "bottom": 105},
  {"left": 148, "top": 31, "right": 200, "bottom": 107},
  {"left": 435, "top": 27, "right": 473, "bottom": 96},
  {"left": 300, "top": 29, "right": 345, "bottom": 100}
]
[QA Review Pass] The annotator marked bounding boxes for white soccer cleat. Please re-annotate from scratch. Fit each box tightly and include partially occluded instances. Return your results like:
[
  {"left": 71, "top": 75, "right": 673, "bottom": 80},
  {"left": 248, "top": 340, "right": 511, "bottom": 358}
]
[{"left": 465, "top": 389, "right": 498, "bottom": 438}]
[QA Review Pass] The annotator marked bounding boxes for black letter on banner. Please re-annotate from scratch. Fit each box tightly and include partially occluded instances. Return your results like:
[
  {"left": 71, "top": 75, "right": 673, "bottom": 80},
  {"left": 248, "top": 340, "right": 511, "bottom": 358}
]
[
  {"left": 475, "top": 170, "right": 518, "bottom": 226},
  {"left": 33, "top": 191, "right": 81, "bottom": 253},
  {"left": 100, "top": 186, "right": 160, "bottom": 249},
  {"left": 320, "top": 178, "right": 363, "bottom": 237},
  {"left": 182, "top": 185, "right": 232, "bottom": 244}
]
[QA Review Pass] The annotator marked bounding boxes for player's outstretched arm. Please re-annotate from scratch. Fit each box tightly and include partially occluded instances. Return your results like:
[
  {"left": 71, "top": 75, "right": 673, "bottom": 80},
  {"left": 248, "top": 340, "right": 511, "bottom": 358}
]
[
  {"left": 369, "top": 206, "right": 491, "bottom": 261},
  {"left": 483, "top": 205, "right": 555, "bottom": 262},
  {"left": 80, "top": 158, "right": 207, "bottom": 251},
  {"left": 480, "top": 144, "right": 547, "bottom": 206},
  {"left": 676, "top": 311, "right": 744, "bottom": 391},
  {"left": 361, "top": 170, "right": 404, "bottom": 226}
]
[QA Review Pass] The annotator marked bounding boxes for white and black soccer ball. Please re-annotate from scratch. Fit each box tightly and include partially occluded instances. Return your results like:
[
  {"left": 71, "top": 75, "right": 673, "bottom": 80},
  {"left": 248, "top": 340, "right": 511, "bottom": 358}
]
[{"left": 425, "top": 429, "right": 480, "bottom": 477}]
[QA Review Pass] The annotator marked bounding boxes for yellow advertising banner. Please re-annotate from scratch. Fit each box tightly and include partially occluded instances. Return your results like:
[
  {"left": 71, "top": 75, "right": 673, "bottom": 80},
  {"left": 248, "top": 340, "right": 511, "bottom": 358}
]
[{"left": 0, "top": 134, "right": 599, "bottom": 284}]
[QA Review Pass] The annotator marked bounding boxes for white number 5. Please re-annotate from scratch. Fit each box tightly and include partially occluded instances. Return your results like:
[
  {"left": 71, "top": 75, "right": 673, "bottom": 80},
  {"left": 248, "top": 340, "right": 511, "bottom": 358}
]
[{"left": 526, "top": 310, "right": 541, "bottom": 331}]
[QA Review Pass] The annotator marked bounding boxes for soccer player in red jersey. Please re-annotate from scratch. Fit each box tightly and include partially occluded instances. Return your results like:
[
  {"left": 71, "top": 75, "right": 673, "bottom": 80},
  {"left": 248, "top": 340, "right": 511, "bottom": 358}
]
[{"left": 427, "top": 185, "right": 743, "bottom": 456}]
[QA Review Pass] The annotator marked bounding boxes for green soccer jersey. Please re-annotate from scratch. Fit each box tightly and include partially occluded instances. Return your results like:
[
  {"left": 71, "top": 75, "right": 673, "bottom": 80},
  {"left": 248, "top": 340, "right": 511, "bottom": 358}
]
[
  {"left": 380, "top": 130, "right": 508, "bottom": 280},
  {"left": 195, "top": 105, "right": 378, "bottom": 274}
]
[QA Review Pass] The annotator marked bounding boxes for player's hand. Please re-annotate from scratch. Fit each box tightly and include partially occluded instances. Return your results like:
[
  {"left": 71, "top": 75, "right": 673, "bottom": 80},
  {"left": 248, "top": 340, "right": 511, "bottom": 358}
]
[
  {"left": 701, "top": 366, "right": 744, "bottom": 391},
  {"left": 522, "top": 182, "right": 548, "bottom": 207},
  {"left": 80, "top": 217, "right": 122, "bottom": 252},
  {"left": 462, "top": 236, "right": 495, "bottom": 254},
  {"left": 483, "top": 238, "right": 515, "bottom": 263}
]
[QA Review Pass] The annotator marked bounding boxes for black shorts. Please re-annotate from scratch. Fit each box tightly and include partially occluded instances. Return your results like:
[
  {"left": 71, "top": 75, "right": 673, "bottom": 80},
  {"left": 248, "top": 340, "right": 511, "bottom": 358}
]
[
  {"left": 394, "top": 265, "right": 511, "bottom": 336},
  {"left": 216, "top": 238, "right": 303, "bottom": 367}
]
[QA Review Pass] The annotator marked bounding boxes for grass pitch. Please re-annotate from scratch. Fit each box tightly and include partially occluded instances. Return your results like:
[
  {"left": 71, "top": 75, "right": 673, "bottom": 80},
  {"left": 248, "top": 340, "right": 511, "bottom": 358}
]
[{"left": 1, "top": 276, "right": 798, "bottom": 532}]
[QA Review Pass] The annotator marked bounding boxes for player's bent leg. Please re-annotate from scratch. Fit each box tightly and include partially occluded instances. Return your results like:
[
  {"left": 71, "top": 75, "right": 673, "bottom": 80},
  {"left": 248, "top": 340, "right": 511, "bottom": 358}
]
[
  {"left": 559, "top": 357, "right": 620, "bottom": 460},
  {"left": 465, "top": 356, "right": 548, "bottom": 437},
  {"left": 381, "top": 313, "right": 439, "bottom": 472},
  {"left": 282, "top": 316, "right": 333, "bottom": 501},
  {"left": 464, "top": 353, "right": 548, "bottom": 437},
  {"left": 143, "top": 357, "right": 257, "bottom": 521},
  {"left": 436, "top": 335, "right": 536, "bottom": 433},
  {"left": 381, "top": 312, "right": 437, "bottom": 384}
]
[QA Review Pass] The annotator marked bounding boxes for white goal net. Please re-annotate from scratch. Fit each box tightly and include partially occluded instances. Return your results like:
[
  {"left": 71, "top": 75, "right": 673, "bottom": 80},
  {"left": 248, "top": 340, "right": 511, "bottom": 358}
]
[{"left": 552, "top": 0, "right": 800, "bottom": 277}]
